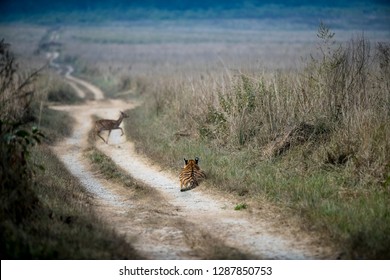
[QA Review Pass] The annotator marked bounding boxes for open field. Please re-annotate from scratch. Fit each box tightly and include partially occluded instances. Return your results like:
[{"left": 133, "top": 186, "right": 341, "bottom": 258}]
[{"left": 1, "top": 13, "right": 390, "bottom": 259}]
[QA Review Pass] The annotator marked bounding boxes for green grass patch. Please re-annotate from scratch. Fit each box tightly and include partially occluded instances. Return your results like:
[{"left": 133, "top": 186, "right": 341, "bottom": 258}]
[
  {"left": 234, "top": 203, "right": 248, "bottom": 211},
  {"left": 85, "top": 147, "right": 143, "bottom": 190}
]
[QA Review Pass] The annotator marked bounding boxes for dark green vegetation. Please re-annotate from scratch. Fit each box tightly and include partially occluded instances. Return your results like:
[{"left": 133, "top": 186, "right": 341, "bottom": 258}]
[
  {"left": 125, "top": 25, "right": 390, "bottom": 259},
  {"left": 0, "top": 41, "right": 141, "bottom": 259}
]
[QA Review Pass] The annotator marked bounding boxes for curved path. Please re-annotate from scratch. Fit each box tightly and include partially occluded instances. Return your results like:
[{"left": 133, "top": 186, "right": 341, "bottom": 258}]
[{"left": 47, "top": 44, "right": 336, "bottom": 260}]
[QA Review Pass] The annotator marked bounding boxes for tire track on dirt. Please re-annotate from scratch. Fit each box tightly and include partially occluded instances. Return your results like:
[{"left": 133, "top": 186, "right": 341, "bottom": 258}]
[
  {"left": 51, "top": 102, "right": 254, "bottom": 259},
  {"left": 47, "top": 43, "right": 336, "bottom": 259},
  {"left": 50, "top": 102, "right": 198, "bottom": 259},
  {"left": 47, "top": 51, "right": 102, "bottom": 99},
  {"left": 95, "top": 112, "right": 334, "bottom": 259}
]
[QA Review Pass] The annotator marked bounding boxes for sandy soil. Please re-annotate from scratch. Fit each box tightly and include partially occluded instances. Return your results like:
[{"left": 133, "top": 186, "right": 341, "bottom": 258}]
[{"left": 48, "top": 49, "right": 337, "bottom": 260}]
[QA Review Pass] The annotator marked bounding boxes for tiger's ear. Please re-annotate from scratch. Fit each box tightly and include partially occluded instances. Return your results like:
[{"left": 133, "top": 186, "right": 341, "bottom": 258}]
[
  {"left": 184, "top": 158, "right": 188, "bottom": 165},
  {"left": 195, "top": 157, "right": 199, "bottom": 164}
]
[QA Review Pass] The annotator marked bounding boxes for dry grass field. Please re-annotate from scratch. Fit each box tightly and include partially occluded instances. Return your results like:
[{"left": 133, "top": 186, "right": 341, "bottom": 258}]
[{"left": 1, "top": 15, "right": 390, "bottom": 259}]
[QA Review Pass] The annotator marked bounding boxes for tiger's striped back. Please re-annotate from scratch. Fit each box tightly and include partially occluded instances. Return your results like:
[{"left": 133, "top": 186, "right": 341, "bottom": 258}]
[{"left": 179, "top": 157, "right": 206, "bottom": 192}]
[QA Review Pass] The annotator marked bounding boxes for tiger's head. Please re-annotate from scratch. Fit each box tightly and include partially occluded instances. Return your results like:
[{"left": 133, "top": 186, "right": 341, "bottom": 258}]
[{"left": 184, "top": 157, "right": 200, "bottom": 167}]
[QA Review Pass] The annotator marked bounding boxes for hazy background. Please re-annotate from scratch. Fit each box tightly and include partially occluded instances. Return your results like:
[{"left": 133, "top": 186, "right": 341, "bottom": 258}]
[
  {"left": 1, "top": 0, "right": 389, "bottom": 30},
  {"left": 1, "top": 1, "right": 389, "bottom": 79}
]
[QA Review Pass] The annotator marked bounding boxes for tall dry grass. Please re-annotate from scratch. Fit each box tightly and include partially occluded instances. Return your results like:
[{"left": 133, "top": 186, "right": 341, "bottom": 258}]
[
  {"left": 0, "top": 39, "right": 44, "bottom": 227},
  {"left": 141, "top": 24, "right": 390, "bottom": 181},
  {"left": 125, "top": 25, "right": 390, "bottom": 258}
]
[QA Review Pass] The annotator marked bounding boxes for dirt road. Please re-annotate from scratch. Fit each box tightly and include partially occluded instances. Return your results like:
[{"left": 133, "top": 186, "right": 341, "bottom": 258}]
[{"left": 48, "top": 50, "right": 336, "bottom": 260}]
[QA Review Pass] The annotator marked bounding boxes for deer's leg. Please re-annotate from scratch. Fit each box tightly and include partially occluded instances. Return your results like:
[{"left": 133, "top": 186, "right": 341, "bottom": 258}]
[
  {"left": 119, "top": 127, "right": 124, "bottom": 136},
  {"left": 97, "top": 131, "right": 106, "bottom": 143},
  {"left": 106, "top": 130, "right": 112, "bottom": 144}
]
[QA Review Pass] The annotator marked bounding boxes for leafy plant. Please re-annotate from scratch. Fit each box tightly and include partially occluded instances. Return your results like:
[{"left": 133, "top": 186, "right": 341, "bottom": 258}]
[{"left": 234, "top": 203, "right": 248, "bottom": 211}]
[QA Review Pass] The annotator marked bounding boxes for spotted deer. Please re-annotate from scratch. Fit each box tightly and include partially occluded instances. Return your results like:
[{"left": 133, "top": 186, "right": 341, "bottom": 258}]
[{"left": 95, "top": 111, "right": 129, "bottom": 144}]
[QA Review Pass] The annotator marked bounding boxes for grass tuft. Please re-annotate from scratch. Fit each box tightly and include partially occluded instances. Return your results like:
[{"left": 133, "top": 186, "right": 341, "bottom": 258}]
[{"left": 234, "top": 203, "right": 248, "bottom": 211}]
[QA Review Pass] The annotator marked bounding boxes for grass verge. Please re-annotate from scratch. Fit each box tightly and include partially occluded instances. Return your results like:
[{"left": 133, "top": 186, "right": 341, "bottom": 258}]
[
  {"left": 85, "top": 146, "right": 257, "bottom": 259},
  {"left": 3, "top": 145, "right": 142, "bottom": 259},
  {"left": 1, "top": 111, "right": 143, "bottom": 259},
  {"left": 126, "top": 102, "right": 390, "bottom": 259}
]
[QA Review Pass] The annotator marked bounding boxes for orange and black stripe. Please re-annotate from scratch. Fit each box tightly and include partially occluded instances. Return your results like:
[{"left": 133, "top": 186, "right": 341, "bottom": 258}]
[{"left": 179, "top": 157, "right": 206, "bottom": 192}]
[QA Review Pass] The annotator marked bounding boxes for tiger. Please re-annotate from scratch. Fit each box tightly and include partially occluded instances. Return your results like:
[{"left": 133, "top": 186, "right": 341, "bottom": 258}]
[{"left": 179, "top": 157, "right": 206, "bottom": 192}]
